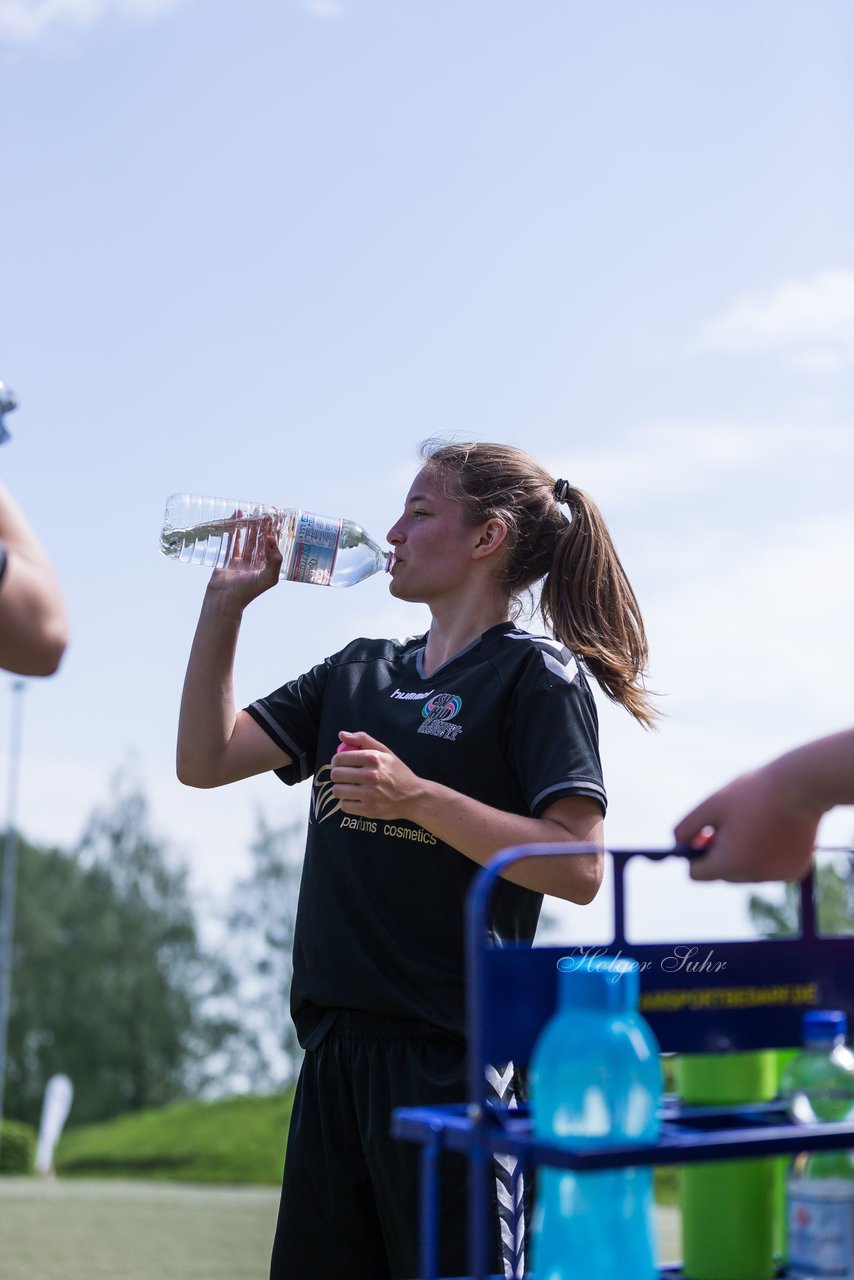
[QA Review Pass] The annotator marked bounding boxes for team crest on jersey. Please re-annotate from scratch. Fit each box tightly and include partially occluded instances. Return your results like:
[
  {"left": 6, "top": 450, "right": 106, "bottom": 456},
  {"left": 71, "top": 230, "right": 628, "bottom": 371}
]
[{"left": 417, "top": 692, "right": 463, "bottom": 741}]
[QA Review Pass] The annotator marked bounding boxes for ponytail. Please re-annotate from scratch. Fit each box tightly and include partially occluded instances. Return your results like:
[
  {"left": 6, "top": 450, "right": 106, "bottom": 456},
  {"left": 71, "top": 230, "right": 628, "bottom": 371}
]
[
  {"left": 420, "top": 439, "right": 659, "bottom": 729},
  {"left": 541, "top": 486, "right": 658, "bottom": 729}
]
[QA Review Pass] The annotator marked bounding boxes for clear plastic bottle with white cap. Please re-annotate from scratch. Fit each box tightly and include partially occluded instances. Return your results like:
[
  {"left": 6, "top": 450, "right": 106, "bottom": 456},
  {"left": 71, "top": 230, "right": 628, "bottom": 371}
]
[
  {"left": 781, "top": 1009, "right": 854, "bottom": 1279},
  {"left": 159, "top": 493, "right": 392, "bottom": 588}
]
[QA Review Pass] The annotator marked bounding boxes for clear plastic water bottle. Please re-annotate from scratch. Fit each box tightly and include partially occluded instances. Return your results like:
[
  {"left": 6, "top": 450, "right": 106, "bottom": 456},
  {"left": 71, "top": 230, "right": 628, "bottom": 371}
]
[
  {"left": 529, "top": 956, "right": 662, "bottom": 1280},
  {"left": 159, "top": 493, "right": 393, "bottom": 588},
  {"left": 781, "top": 1009, "right": 854, "bottom": 1279}
]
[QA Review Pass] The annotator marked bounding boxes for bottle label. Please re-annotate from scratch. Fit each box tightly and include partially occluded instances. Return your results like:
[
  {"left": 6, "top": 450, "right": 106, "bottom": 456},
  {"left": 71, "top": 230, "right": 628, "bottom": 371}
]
[
  {"left": 788, "top": 1179, "right": 854, "bottom": 1278},
  {"left": 286, "top": 512, "right": 342, "bottom": 586}
]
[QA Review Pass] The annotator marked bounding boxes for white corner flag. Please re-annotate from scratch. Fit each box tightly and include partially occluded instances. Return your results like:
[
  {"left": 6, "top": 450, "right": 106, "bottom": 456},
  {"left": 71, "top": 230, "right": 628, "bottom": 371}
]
[{"left": 35, "top": 1074, "right": 74, "bottom": 1178}]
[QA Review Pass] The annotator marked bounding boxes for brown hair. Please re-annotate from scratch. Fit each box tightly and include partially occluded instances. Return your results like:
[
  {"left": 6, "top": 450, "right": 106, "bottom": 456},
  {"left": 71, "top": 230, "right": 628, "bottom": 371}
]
[{"left": 420, "top": 439, "right": 658, "bottom": 728}]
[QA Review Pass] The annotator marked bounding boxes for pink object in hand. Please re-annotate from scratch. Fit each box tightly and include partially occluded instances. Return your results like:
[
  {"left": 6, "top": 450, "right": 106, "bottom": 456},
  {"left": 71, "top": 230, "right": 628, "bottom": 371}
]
[{"left": 336, "top": 742, "right": 357, "bottom": 753}]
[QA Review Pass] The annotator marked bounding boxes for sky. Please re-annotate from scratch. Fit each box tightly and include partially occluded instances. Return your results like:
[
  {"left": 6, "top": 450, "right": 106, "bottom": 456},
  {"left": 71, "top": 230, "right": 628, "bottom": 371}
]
[{"left": 0, "top": 0, "right": 852, "bottom": 950}]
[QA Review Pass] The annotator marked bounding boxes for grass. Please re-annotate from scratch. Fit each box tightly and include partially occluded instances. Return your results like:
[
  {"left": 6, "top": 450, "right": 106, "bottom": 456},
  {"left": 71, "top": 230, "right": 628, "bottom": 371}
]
[
  {"left": 0, "top": 1093, "right": 289, "bottom": 1279},
  {"left": 1, "top": 1089, "right": 683, "bottom": 1274},
  {"left": 53, "top": 1089, "right": 296, "bottom": 1185},
  {"left": 50, "top": 1086, "right": 680, "bottom": 1202},
  {"left": 0, "top": 1177, "right": 280, "bottom": 1280},
  {"left": 0, "top": 1176, "right": 681, "bottom": 1279}
]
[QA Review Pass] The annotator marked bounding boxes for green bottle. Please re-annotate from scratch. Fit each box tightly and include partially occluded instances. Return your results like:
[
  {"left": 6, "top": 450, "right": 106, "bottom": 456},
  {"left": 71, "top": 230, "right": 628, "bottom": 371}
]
[{"left": 676, "top": 1051, "right": 779, "bottom": 1280}]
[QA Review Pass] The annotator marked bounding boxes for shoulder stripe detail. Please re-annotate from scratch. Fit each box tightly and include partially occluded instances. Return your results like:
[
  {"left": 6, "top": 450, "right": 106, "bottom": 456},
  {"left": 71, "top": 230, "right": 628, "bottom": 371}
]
[
  {"left": 503, "top": 630, "right": 578, "bottom": 684},
  {"left": 247, "top": 702, "right": 309, "bottom": 779},
  {"left": 532, "top": 779, "right": 607, "bottom": 813},
  {"left": 541, "top": 651, "right": 578, "bottom": 684}
]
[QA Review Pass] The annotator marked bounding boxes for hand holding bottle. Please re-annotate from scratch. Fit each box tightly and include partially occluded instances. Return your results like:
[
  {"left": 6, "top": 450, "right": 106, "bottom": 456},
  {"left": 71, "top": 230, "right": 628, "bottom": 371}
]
[
  {"left": 175, "top": 508, "right": 292, "bottom": 791},
  {"left": 206, "top": 510, "right": 283, "bottom": 610},
  {"left": 331, "top": 731, "right": 424, "bottom": 821}
]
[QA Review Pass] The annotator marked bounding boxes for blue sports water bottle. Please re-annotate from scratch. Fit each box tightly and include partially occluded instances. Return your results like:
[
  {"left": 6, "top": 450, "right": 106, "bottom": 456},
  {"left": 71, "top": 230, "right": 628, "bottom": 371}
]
[{"left": 529, "top": 955, "right": 662, "bottom": 1280}]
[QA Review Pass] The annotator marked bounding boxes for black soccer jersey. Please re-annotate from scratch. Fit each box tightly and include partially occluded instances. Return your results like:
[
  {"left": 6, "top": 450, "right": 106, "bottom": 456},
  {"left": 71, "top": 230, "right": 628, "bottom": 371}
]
[{"left": 246, "top": 621, "right": 606, "bottom": 1048}]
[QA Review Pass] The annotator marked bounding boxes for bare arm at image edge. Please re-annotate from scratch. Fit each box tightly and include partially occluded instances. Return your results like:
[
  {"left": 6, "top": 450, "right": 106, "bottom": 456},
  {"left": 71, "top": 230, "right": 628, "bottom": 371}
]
[
  {"left": 0, "top": 483, "right": 68, "bottom": 676},
  {"left": 674, "top": 728, "right": 854, "bottom": 883},
  {"left": 176, "top": 532, "right": 293, "bottom": 788}
]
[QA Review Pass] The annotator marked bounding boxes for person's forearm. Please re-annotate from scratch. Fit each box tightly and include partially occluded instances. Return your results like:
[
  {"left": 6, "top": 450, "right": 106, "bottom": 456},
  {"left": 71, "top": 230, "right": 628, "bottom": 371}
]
[
  {"left": 0, "top": 485, "right": 68, "bottom": 675},
  {"left": 176, "top": 590, "right": 244, "bottom": 786},
  {"left": 769, "top": 729, "right": 854, "bottom": 816},
  {"left": 408, "top": 781, "right": 604, "bottom": 903},
  {"left": 0, "top": 553, "right": 67, "bottom": 675},
  {"left": 674, "top": 727, "right": 854, "bottom": 883}
]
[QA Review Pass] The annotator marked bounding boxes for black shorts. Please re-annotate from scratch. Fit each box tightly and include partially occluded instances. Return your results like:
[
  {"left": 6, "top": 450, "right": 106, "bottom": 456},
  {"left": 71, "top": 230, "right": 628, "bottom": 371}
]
[{"left": 269, "top": 1010, "right": 522, "bottom": 1280}]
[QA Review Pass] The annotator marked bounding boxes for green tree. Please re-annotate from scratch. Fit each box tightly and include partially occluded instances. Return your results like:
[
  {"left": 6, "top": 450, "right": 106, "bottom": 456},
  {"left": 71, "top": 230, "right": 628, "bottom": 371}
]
[
  {"left": 223, "top": 815, "right": 304, "bottom": 1091},
  {"left": 749, "top": 853, "right": 854, "bottom": 938},
  {"left": 4, "top": 772, "right": 237, "bottom": 1126}
]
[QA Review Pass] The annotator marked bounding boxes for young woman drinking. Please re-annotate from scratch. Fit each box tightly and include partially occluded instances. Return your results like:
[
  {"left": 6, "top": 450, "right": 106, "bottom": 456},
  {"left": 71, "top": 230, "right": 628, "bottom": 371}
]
[{"left": 176, "top": 439, "right": 656, "bottom": 1280}]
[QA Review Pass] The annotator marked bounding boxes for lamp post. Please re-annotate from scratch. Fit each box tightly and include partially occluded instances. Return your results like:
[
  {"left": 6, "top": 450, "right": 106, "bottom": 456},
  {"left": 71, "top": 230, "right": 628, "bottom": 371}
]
[{"left": 0, "top": 679, "right": 26, "bottom": 1161}]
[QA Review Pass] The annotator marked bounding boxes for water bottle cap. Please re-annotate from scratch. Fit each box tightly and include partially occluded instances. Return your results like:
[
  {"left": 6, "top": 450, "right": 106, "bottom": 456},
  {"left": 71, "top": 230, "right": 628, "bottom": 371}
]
[
  {"left": 803, "top": 1009, "right": 848, "bottom": 1042},
  {"left": 556, "top": 955, "right": 641, "bottom": 1011}
]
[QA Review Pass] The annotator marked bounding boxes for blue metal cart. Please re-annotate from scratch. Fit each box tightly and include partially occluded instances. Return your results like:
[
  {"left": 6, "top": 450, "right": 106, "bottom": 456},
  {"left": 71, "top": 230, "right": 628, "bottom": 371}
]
[{"left": 392, "top": 843, "right": 854, "bottom": 1280}]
